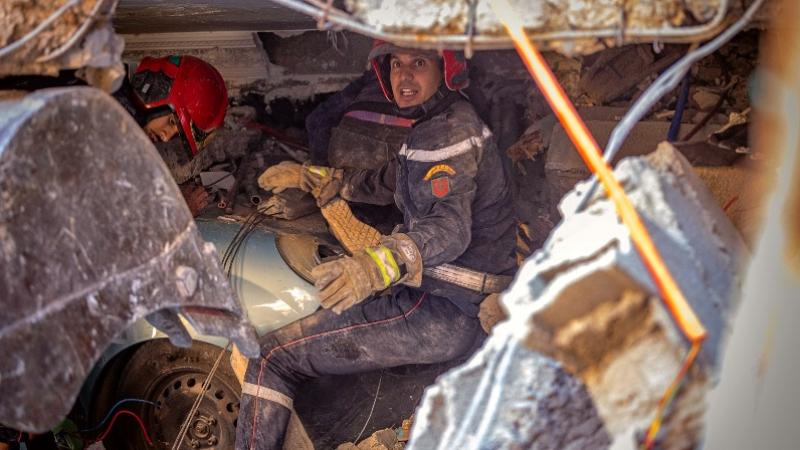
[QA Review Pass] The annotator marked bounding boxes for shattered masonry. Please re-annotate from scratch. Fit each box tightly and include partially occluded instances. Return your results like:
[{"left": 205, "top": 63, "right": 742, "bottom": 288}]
[{"left": 410, "top": 144, "right": 748, "bottom": 449}]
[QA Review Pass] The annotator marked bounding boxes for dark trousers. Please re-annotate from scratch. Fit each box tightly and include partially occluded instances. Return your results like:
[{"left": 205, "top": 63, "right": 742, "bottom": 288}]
[{"left": 234, "top": 287, "right": 484, "bottom": 449}]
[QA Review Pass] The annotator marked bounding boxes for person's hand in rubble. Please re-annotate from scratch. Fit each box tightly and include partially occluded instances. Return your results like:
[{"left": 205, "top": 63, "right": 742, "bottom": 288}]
[
  {"left": 258, "top": 161, "right": 343, "bottom": 206},
  {"left": 311, "top": 234, "right": 422, "bottom": 314},
  {"left": 180, "top": 183, "right": 210, "bottom": 217}
]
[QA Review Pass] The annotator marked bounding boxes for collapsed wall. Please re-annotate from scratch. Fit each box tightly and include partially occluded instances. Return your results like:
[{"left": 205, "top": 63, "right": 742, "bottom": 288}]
[{"left": 409, "top": 144, "right": 748, "bottom": 449}]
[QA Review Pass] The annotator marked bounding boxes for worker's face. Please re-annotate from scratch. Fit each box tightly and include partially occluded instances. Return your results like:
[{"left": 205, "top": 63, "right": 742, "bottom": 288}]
[
  {"left": 143, "top": 113, "right": 179, "bottom": 144},
  {"left": 389, "top": 51, "right": 443, "bottom": 108}
]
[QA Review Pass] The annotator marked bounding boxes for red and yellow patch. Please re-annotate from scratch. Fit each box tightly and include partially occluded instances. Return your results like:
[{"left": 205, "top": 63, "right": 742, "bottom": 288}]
[
  {"left": 423, "top": 164, "right": 456, "bottom": 181},
  {"left": 431, "top": 176, "right": 450, "bottom": 198}
]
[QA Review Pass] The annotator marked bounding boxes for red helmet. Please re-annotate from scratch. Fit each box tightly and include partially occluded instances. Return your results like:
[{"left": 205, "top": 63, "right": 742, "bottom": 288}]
[
  {"left": 132, "top": 55, "right": 228, "bottom": 155},
  {"left": 368, "top": 40, "right": 469, "bottom": 103}
]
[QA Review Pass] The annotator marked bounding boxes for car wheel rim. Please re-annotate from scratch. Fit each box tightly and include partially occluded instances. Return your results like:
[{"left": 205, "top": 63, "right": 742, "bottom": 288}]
[{"left": 147, "top": 370, "right": 240, "bottom": 449}]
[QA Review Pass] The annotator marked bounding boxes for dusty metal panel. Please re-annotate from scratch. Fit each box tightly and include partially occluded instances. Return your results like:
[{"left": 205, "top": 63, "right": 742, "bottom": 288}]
[
  {"left": 0, "top": 87, "right": 259, "bottom": 431},
  {"left": 113, "top": 0, "right": 315, "bottom": 34}
]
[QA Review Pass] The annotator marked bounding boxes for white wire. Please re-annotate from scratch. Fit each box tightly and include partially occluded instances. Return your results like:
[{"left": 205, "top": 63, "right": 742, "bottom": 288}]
[
  {"left": 0, "top": 0, "right": 82, "bottom": 60},
  {"left": 573, "top": 0, "right": 767, "bottom": 212},
  {"left": 353, "top": 370, "right": 383, "bottom": 444},
  {"left": 36, "top": 0, "right": 116, "bottom": 63},
  {"left": 171, "top": 341, "right": 231, "bottom": 450}
]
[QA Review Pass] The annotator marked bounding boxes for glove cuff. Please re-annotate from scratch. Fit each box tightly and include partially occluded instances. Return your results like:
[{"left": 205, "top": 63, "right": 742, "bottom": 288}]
[
  {"left": 302, "top": 163, "right": 344, "bottom": 206},
  {"left": 363, "top": 245, "right": 402, "bottom": 288},
  {"left": 380, "top": 233, "right": 423, "bottom": 287}
]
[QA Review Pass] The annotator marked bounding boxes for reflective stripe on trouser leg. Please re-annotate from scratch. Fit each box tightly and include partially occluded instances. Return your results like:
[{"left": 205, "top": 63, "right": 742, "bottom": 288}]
[{"left": 234, "top": 288, "right": 483, "bottom": 449}]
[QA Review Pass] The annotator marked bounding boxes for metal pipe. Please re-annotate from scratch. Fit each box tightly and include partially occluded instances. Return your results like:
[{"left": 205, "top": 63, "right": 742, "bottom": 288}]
[{"left": 269, "top": 0, "right": 731, "bottom": 51}]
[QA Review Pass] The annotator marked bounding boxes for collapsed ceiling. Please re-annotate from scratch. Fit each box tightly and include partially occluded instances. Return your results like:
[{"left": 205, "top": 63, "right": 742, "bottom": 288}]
[{"left": 113, "top": 0, "right": 744, "bottom": 53}]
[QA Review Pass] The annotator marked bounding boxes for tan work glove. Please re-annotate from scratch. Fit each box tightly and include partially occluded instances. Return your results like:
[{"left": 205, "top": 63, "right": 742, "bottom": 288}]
[
  {"left": 302, "top": 164, "right": 344, "bottom": 206},
  {"left": 258, "top": 162, "right": 343, "bottom": 206},
  {"left": 258, "top": 161, "right": 303, "bottom": 193},
  {"left": 311, "top": 234, "right": 422, "bottom": 314}
]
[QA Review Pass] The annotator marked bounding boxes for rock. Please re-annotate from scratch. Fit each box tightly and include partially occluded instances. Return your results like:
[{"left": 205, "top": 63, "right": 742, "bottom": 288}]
[
  {"left": 478, "top": 293, "right": 507, "bottom": 333},
  {"left": 356, "top": 428, "right": 398, "bottom": 449},
  {"left": 692, "top": 89, "right": 722, "bottom": 111}
]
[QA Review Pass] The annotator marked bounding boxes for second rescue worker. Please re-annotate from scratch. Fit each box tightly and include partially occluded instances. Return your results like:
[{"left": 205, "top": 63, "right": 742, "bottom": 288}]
[{"left": 239, "top": 42, "right": 516, "bottom": 449}]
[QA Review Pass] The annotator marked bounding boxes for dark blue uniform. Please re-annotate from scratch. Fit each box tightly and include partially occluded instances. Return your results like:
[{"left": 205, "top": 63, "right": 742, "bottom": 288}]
[{"left": 235, "top": 87, "right": 516, "bottom": 450}]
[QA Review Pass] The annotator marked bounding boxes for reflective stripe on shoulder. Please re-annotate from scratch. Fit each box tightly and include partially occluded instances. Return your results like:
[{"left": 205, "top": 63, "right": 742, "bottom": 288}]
[{"left": 400, "top": 127, "right": 492, "bottom": 162}]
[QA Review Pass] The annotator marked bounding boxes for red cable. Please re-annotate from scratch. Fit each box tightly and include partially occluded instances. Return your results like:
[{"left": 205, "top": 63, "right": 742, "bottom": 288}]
[{"left": 92, "top": 409, "right": 154, "bottom": 446}]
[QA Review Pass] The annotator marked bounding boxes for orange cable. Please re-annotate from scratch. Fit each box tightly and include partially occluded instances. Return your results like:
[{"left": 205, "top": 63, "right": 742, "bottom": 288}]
[
  {"left": 489, "top": 0, "right": 706, "bottom": 343},
  {"left": 489, "top": 0, "right": 707, "bottom": 446},
  {"left": 642, "top": 341, "right": 702, "bottom": 448}
]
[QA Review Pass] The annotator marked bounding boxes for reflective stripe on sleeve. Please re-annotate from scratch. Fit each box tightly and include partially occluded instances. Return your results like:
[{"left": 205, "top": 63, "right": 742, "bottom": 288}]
[{"left": 399, "top": 127, "right": 492, "bottom": 162}]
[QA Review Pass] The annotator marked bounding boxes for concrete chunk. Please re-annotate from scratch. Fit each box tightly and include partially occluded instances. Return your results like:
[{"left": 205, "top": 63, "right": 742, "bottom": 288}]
[{"left": 408, "top": 143, "right": 748, "bottom": 449}]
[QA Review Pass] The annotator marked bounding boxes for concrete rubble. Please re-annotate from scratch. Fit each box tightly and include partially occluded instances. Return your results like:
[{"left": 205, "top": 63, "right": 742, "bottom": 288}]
[
  {"left": 408, "top": 144, "right": 749, "bottom": 449},
  {"left": 0, "top": 88, "right": 260, "bottom": 431},
  {"left": 337, "top": 428, "right": 404, "bottom": 450},
  {"left": 1, "top": 0, "right": 125, "bottom": 91},
  {"left": 509, "top": 31, "right": 759, "bottom": 254},
  {"left": 343, "top": 0, "right": 720, "bottom": 39}
]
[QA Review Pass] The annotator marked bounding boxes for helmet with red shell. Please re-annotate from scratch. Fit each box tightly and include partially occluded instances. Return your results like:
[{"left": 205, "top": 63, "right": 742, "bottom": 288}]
[
  {"left": 368, "top": 40, "right": 469, "bottom": 103},
  {"left": 131, "top": 55, "right": 228, "bottom": 155}
]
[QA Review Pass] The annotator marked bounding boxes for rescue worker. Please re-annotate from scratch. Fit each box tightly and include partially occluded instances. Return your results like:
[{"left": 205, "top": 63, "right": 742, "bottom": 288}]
[
  {"left": 115, "top": 55, "right": 229, "bottom": 215},
  {"left": 237, "top": 41, "right": 516, "bottom": 449}
]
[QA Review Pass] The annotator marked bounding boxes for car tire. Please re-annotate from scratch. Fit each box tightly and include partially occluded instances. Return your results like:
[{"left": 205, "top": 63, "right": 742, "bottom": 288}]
[{"left": 102, "top": 339, "right": 241, "bottom": 450}]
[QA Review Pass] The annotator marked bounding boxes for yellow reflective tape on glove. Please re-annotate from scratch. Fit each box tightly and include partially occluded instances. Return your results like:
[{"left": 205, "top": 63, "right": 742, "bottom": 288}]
[
  {"left": 305, "top": 165, "right": 329, "bottom": 177},
  {"left": 365, "top": 245, "right": 401, "bottom": 288}
]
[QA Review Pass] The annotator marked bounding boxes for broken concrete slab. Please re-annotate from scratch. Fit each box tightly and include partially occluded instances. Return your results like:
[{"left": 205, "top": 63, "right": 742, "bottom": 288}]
[
  {"left": 408, "top": 336, "right": 609, "bottom": 450},
  {"left": 409, "top": 144, "right": 748, "bottom": 449},
  {"left": 0, "top": 88, "right": 259, "bottom": 431}
]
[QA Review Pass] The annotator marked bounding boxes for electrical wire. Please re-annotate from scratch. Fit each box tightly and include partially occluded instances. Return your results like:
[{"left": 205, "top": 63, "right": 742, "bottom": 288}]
[
  {"left": 0, "top": 0, "right": 82, "bottom": 60},
  {"left": 80, "top": 398, "right": 156, "bottom": 433},
  {"left": 490, "top": 1, "right": 712, "bottom": 448},
  {"left": 353, "top": 371, "right": 383, "bottom": 444},
  {"left": 667, "top": 75, "right": 691, "bottom": 142},
  {"left": 170, "top": 213, "right": 264, "bottom": 449},
  {"left": 574, "top": 0, "right": 767, "bottom": 212},
  {"left": 171, "top": 341, "right": 231, "bottom": 450},
  {"left": 36, "top": 0, "right": 115, "bottom": 63},
  {"left": 91, "top": 409, "right": 154, "bottom": 446},
  {"left": 641, "top": 341, "right": 701, "bottom": 449}
]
